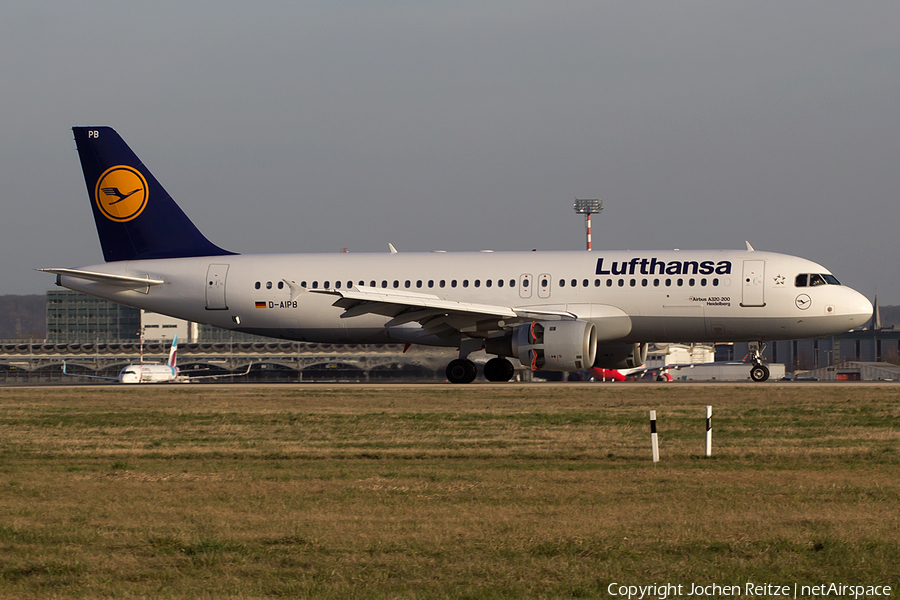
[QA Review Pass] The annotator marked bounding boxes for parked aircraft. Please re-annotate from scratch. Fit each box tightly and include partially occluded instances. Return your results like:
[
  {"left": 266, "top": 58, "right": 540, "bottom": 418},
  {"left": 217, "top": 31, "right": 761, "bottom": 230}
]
[
  {"left": 64, "top": 333, "right": 182, "bottom": 383},
  {"left": 62, "top": 334, "right": 250, "bottom": 383},
  {"left": 41, "top": 127, "right": 872, "bottom": 383}
]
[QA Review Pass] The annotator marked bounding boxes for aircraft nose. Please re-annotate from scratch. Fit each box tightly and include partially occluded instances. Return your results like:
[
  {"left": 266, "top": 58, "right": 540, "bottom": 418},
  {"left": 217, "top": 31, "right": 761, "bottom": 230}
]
[{"left": 845, "top": 289, "right": 873, "bottom": 325}]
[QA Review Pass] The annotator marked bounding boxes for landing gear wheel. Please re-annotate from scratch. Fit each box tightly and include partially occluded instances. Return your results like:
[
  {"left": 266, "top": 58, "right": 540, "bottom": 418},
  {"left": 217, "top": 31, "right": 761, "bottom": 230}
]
[
  {"left": 483, "top": 357, "right": 515, "bottom": 382},
  {"left": 446, "top": 359, "right": 477, "bottom": 384},
  {"left": 750, "top": 364, "right": 770, "bottom": 382}
]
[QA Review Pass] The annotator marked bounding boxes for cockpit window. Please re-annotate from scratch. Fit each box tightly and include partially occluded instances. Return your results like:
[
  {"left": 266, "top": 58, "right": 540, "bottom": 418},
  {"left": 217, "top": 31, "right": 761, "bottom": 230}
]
[{"left": 796, "top": 273, "right": 841, "bottom": 287}]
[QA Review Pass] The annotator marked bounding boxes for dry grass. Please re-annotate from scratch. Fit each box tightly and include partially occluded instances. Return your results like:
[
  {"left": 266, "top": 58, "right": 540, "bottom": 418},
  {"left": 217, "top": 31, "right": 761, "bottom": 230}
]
[{"left": 0, "top": 384, "right": 898, "bottom": 598}]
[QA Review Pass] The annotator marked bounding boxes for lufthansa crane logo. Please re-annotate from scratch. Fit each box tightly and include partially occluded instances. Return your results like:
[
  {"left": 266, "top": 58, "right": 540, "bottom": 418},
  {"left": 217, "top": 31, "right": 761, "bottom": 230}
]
[{"left": 95, "top": 165, "right": 148, "bottom": 222}]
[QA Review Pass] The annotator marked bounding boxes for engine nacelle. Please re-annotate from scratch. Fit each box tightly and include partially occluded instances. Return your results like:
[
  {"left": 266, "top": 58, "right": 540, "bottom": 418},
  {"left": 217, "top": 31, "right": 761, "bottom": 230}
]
[
  {"left": 593, "top": 342, "right": 648, "bottom": 370},
  {"left": 500, "top": 321, "right": 598, "bottom": 372}
]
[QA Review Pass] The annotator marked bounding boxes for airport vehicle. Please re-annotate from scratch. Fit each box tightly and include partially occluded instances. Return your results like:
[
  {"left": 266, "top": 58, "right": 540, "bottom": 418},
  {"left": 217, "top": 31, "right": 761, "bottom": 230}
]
[{"left": 41, "top": 127, "right": 872, "bottom": 383}]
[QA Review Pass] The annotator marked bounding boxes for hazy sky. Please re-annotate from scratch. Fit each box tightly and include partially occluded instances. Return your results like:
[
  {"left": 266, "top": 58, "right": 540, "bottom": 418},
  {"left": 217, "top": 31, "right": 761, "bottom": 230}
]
[{"left": 2, "top": 2, "right": 898, "bottom": 302}]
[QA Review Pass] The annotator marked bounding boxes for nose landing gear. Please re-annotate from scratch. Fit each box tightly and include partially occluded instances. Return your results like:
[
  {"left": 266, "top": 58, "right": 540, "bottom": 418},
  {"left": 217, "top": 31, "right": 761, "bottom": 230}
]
[{"left": 748, "top": 341, "right": 770, "bottom": 382}]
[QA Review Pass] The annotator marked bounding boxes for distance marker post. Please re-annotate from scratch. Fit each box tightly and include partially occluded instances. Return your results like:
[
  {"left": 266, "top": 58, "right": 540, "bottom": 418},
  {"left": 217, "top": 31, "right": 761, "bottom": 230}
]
[
  {"left": 650, "top": 410, "right": 659, "bottom": 463},
  {"left": 705, "top": 405, "right": 712, "bottom": 457}
]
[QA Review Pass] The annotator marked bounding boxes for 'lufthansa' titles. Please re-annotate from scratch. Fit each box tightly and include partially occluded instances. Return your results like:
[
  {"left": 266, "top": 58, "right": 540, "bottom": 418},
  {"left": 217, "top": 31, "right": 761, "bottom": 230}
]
[{"left": 596, "top": 257, "right": 732, "bottom": 276}]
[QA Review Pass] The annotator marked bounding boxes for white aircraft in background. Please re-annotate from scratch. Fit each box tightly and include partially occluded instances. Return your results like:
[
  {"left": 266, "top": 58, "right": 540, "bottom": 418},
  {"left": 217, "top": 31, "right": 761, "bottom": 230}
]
[
  {"left": 42, "top": 127, "right": 872, "bottom": 383},
  {"left": 64, "top": 334, "right": 183, "bottom": 383},
  {"left": 62, "top": 334, "right": 251, "bottom": 383}
]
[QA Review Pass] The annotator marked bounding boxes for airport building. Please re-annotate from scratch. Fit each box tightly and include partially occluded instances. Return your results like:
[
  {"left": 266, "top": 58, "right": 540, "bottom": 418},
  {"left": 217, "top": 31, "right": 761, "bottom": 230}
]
[{"left": 46, "top": 289, "right": 141, "bottom": 343}]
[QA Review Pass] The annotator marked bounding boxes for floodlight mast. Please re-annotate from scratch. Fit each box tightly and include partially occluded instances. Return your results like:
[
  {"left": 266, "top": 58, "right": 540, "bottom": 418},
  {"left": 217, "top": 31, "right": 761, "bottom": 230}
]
[{"left": 573, "top": 198, "right": 602, "bottom": 251}]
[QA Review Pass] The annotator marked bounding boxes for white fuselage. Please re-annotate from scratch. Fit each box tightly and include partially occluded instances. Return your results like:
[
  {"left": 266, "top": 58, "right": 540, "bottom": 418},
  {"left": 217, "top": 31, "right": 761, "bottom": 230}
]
[
  {"left": 56, "top": 249, "right": 872, "bottom": 347},
  {"left": 118, "top": 364, "right": 179, "bottom": 383}
]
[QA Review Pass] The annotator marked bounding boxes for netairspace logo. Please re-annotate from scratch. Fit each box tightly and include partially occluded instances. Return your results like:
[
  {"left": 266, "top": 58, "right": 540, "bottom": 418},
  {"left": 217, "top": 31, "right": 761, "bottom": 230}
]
[{"left": 606, "top": 582, "right": 893, "bottom": 599}]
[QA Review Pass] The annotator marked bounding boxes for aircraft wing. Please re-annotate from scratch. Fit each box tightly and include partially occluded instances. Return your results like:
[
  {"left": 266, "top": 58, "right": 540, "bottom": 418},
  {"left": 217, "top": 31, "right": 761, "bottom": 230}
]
[
  {"left": 179, "top": 363, "right": 253, "bottom": 380},
  {"left": 61, "top": 361, "right": 118, "bottom": 381},
  {"left": 310, "top": 286, "right": 575, "bottom": 338}
]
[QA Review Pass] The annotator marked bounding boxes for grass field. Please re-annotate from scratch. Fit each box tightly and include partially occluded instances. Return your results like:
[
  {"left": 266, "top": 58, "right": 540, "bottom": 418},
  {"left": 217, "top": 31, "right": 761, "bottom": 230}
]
[{"left": 0, "top": 384, "right": 898, "bottom": 599}]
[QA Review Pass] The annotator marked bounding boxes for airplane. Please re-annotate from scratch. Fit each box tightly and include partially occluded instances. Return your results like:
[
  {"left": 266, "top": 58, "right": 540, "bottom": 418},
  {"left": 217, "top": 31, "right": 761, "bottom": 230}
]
[
  {"left": 63, "top": 333, "right": 182, "bottom": 383},
  {"left": 40, "top": 127, "right": 872, "bottom": 383},
  {"left": 61, "top": 334, "right": 250, "bottom": 383}
]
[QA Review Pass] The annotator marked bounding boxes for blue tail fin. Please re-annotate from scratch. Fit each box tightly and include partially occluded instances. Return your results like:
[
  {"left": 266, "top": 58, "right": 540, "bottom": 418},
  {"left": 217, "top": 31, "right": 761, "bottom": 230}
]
[{"left": 73, "top": 127, "right": 236, "bottom": 262}]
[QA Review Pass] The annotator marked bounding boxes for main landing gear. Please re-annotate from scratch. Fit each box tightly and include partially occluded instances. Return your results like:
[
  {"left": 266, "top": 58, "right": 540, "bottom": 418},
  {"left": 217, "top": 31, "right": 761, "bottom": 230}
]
[
  {"left": 445, "top": 338, "right": 515, "bottom": 384},
  {"left": 748, "top": 341, "right": 770, "bottom": 382},
  {"left": 445, "top": 356, "right": 516, "bottom": 383}
]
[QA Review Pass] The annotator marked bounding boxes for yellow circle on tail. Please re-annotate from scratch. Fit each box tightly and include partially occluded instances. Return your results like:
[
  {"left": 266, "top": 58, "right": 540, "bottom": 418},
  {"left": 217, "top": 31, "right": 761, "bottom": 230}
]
[{"left": 95, "top": 166, "right": 149, "bottom": 222}]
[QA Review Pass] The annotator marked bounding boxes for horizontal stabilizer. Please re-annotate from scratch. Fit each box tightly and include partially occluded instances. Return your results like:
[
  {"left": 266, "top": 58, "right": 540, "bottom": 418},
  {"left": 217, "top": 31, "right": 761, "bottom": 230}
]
[{"left": 37, "top": 268, "right": 165, "bottom": 288}]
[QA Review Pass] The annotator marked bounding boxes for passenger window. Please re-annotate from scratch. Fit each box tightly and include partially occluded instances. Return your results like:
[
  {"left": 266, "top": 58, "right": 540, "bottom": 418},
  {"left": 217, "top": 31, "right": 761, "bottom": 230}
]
[
  {"left": 335, "top": 281, "right": 341, "bottom": 289},
  {"left": 583, "top": 279, "right": 589, "bottom": 287},
  {"left": 642, "top": 279, "right": 648, "bottom": 287},
  {"left": 618, "top": 279, "right": 624, "bottom": 287},
  {"left": 368, "top": 280, "right": 375, "bottom": 287},
  {"left": 416, "top": 280, "right": 422, "bottom": 288},
  {"left": 559, "top": 279, "right": 565, "bottom": 287},
  {"left": 451, "top": 280, "right": 458, "bottom": 288},
  {"left": 542, "top": 278, "right": 549, "bottom": 287},
  {"left": 440, "top": 280, "right": 446, "bottom": 288},
  {"left": 301, "top": 281, "right": 307, "bottom": 288},
  {"left": 689, "top": 278, "right": 695, "bottom": 286},
  {"left": 428, "top": 280, "right": 434, "bottom": 288},
  {"left": 474, "top": 280, "right": 480, "bottom": 288},
  {"left": 795, "top": 274, "right": 808, "bottom": 287},
  {"left": 522, "top": 279, "right": 529, "bottom": 287},
  {"left": 254, "top": 282, "right": 261, "bottom": 290},
  {"left": 700, "top": 278, "right": 707, "bottom": 286},
  {"left": 323, "top": 281, "right": 330, "bottom": 288},
  {"left": 497, "top": 279, "right": 503, "bottom": 288},
  {"left": 653, "top": 279, "right": 659, "bottom": 287},
  {"left": 665, "top": 279, "right": 671, "bottom": 286},
  {"left": 404, "top": 280, "right": 411, "bottom": 288},
  {"left": 348, "top": 281, "right": 353, "bottom": 288},
  {"left": 381, "top": 280, "right": 388, "bottom": 288},
  {"left": 606, "top": 279, "right": 612, "bottom": 287},
  {"left": 266, "top": 281, "right": 273, "bottom": 289},
  {"left": 713, "top": 278, "right": 719, "bottom": 286},
  {"left": 594, "top": 279, "right": 601, "bottom": 287},
  {"left": 677, "top": 279, "right": 683, "bottom": 287},
  {"left": 312, "top": 281, "right": 318, "bottom": 289},
  {"left": 630, "top": 279, "right": 636, "bottom": 287},
  {"left": 486, "top": 280, "right": 492, "bottom": 287},
  {"left": 278, "top": 281, "right": 284, "bottom": 289},
  {"left": 463, "top": 280, "right": 469, "bottom": 288},
  {"left": 571, "top": 279, "right": 577, "bottom": 287},
  {"left": 393, "top": 280, "right": 399, "bottom": 288}
]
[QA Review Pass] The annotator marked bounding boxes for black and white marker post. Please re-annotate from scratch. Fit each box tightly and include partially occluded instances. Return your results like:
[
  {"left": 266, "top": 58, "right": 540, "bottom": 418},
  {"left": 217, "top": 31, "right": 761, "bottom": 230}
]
[
  {"left": 705, "top": 406, "right": 712, "bottom": 457},
  {"left": 650, "top": 410, "right": 659, "bottom": 463}
]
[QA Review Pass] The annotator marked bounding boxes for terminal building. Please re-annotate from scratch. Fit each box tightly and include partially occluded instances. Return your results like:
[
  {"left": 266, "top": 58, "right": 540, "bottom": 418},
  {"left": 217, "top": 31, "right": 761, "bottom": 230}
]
[{"left": 16, "top": 290, "right": 900, "bottom": 383}]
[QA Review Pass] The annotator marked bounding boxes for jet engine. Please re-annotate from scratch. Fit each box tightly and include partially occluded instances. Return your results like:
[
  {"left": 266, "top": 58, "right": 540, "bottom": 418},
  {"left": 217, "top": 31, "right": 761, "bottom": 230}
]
[
  {"left": 486, "top": 321, "right": 597, "bottom": 372},
  {"left": 593, "top": 342, "right": 648, "bottom": 370}
]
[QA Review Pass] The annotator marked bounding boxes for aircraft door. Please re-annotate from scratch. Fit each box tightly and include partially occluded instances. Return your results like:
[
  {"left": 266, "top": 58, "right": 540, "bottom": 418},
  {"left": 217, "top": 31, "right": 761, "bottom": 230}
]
[
  {"left": 519, "top": 274, "right": 532, "bottom": 299},
  {"left": 205, "top": 264, "right": 229, "bottom": 310},
  {"left": 538, "top": 274, "right": 551, "bottom": 299},
  {"left": 741, "top": 260, "right": 766, "bottom": 307}
]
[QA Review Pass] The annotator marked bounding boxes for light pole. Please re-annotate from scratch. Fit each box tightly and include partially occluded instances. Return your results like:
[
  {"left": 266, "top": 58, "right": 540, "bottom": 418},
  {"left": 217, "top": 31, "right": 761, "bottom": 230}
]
[{"left": 573, "top": 198, "right": 602, "bottom": 251}]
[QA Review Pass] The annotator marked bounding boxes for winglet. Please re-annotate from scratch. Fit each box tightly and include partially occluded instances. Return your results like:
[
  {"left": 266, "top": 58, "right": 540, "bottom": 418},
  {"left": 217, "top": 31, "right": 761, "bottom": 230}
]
[{"left": 745, "top": 241, "right": 755, "bottom": 252}]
